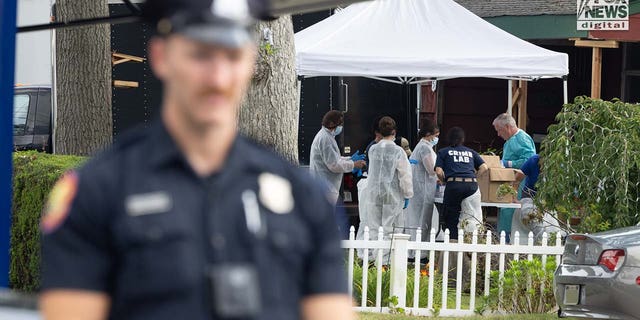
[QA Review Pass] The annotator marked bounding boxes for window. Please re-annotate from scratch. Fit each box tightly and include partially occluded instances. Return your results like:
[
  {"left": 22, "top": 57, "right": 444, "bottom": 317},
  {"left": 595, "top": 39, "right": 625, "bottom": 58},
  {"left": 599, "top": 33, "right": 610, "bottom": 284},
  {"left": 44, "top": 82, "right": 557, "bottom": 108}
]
[
  {"left": 626, "top": 43, "right": 640, "bottom": 70},
  {"left": 34, "top": 91, "right": 51, "bottom": 134},
  {"left": 626, "top": 76, "right": 640, "bottom": 104},
  {"left": 13, "top": 94, "right": 30, "bottom": 136}
]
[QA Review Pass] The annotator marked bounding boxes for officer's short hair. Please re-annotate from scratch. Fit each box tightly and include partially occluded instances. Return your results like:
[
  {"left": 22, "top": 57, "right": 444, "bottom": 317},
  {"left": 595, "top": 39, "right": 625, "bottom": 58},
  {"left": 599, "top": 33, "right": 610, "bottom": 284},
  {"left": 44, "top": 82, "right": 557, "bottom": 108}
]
[
  {"left": 493, "top": 113, "right": 517, "bottom": 128},
  {"left": 322, "top": 110, "right": 344, "bottom": 129},
  {"left": 447, "top": 126, "right": 465, "bottom": 146}
]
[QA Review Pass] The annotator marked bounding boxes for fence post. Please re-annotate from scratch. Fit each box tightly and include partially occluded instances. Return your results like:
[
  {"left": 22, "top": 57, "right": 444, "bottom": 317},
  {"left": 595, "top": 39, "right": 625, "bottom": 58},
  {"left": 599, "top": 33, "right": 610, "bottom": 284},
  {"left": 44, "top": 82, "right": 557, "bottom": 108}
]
[
  {"left": 390, "top": 233, "right": 410, "bottom": 309},
  {"left": 348, "top": 226, "right": 355, "bottom": 297}
]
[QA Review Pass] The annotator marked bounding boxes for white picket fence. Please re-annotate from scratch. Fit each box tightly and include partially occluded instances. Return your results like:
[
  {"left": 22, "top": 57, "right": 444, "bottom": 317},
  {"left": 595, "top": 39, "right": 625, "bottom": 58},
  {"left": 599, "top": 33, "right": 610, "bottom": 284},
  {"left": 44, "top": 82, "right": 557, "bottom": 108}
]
[{"left": 342, "top": 226, "right": 564, "bottom": 317}]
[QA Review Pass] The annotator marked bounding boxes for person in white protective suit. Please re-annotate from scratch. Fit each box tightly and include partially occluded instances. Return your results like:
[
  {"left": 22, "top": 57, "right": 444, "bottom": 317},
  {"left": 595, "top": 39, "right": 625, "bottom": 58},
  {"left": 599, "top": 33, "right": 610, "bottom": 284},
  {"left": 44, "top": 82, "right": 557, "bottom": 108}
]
[
  {"left": 406, "top": 120, "right": 440, "bottom": 259},
  {"left": 362, "top": 116, "right": 413, "bottom": 262},
  {"left": 309, "top": 110, "right": 366, "bottom": 204}
]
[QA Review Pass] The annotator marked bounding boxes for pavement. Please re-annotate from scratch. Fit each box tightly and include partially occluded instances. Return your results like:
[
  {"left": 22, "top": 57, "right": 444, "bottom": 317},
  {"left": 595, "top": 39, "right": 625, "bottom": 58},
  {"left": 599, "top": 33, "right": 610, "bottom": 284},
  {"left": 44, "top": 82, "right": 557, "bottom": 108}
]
[
  {"left": 0, "top": 306, "right": 39, "bottom": 320},
  {"left": 0, "top": 290, "right": 39, "bottom": 320}
]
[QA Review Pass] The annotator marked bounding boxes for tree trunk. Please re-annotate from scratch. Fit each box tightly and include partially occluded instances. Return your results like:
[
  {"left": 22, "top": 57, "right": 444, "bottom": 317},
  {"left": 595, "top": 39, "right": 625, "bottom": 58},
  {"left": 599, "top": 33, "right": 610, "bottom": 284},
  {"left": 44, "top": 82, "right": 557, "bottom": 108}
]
[
  {"left": 54, "top": 0, "right": 112, "bottom": 156},
  {"left": 239, "top": 16, "right": 299, "bottom": 164}
]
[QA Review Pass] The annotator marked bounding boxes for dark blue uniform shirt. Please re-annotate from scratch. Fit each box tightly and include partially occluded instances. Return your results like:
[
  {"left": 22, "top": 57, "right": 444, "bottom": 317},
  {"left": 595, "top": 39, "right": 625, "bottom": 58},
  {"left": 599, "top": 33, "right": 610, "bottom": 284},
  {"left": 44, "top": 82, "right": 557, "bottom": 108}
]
[
  {"left": 41, "top": 121, "right": 347, "bottom": 320},
  {"left": 435, "top": 146, "right": 484, "bottom": 179}
]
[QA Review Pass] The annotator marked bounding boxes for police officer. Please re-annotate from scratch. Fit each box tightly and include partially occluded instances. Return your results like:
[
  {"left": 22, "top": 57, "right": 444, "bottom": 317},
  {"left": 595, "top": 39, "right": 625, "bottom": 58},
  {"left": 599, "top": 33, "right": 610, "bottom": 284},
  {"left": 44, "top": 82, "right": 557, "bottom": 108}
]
[
  {"left": 39, "top": 1, "right": 353, "bottom": 319},
  {"left": 434, "top": 127, "right": 488, "bottom": 239}
]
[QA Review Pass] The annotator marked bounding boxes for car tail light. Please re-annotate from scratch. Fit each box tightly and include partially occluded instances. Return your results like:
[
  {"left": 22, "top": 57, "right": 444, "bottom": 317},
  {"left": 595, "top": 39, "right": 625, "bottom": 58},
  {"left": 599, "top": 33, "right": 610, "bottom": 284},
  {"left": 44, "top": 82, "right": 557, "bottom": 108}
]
[
  {"left": 598, "top": 249, "right": 625, "bottom": 272},
  {"left": 636, "top": 276, "right": 640, "bottom": 286},
  {"left": 570, "top": 234, "right": 587, "bottom": 241}
]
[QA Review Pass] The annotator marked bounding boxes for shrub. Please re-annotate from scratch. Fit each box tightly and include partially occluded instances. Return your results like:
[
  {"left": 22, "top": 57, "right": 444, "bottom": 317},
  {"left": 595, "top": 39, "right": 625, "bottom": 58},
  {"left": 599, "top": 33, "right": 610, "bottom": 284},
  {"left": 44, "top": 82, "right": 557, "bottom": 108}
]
[
  {"left": 351, "top": 260, "right": 465, "bottom": 312},
  {"left": 10, "top": 151, "right": 85, "bottom": 292},
  {"left": 537, "top": 97, "right": 640, "bottom": 233},
  {"left": 488, "top": 258, "right": 557, "bottom": 314}
]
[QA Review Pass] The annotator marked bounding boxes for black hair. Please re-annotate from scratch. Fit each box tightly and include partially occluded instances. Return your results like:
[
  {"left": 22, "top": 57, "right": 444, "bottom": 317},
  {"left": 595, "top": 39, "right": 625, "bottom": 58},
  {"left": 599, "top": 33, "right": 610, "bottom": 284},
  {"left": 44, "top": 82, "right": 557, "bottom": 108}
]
[
  {"left": 447, "top": 126, "right": 465, "bottom": 146},
  {"left": 378, "top": 116, "right": 396, "bottom": 137},
  {"left": 419, "top": 119, "right": 439, "bottom": 138}
]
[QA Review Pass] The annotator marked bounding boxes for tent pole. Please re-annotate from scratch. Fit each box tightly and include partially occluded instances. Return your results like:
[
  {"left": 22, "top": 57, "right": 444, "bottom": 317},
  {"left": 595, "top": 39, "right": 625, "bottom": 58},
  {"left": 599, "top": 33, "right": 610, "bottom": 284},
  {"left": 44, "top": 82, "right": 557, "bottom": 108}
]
[
  {"left": 507, "top": 80, "right": 513, "bottom": 114},
  {"left": 563, "top": 77, "right": 568, "bottom": 104},
  {"left": 364, "top": 76, "right": 404, "bottom": 85},
  {"left": 416, "top": 83, "right": 421, "bottom": 138},
  {"left": 297, "top": 78, "right": 302, "bottom": 110}
]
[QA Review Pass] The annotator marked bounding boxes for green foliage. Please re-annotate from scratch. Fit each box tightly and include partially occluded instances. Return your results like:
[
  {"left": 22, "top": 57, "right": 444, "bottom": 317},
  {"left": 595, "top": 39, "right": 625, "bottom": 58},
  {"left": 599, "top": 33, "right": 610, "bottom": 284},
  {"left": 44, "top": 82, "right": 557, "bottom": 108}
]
[
  {"left": 357, "top": 312, "right": 562, "bottom": 319},
  {"left": 260, "top": 42, "right": 278, "bottom": 56},
  {"left": 388, "top": 296, "right": 405, "bottom": 314},
  {"left": 351, "top": 260, "right": 473, "bottom": 312},
  {"left": 537, "top": 97, "right": 640, "bottom": 233},
  {"left": 10, "top": 151, "right": 85, "bottom": 292},
  {"left": 352, "top": 260, "right": 391, "bottom": 307},
  {"left": 487, "top": 258, "right": 557, "bottom": 314},
  {"left": 496, "top": 183, "right": 517, "bottom": 200},
  {"left": 480, "top": 148, "right": 501, "bottom": 157}
]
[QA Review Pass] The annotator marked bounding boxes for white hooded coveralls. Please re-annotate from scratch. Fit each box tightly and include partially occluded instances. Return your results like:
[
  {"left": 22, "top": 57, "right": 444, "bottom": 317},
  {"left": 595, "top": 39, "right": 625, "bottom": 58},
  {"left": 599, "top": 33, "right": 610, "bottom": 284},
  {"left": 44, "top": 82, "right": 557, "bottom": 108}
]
[
  {"left": 406, "top": 139, "right": 438, "bottom": 251},
  {"left": 309, "top": 127, "right": 354, "bottom": 204},
  {"left": 361, "top": 139, "right": 413, "bottom": 260}
]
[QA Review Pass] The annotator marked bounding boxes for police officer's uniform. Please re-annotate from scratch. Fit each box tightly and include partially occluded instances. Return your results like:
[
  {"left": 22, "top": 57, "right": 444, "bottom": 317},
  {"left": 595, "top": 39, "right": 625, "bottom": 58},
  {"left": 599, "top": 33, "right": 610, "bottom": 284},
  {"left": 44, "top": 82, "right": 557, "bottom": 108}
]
[
  {"left": 41, "top": 122, "right": 347, "bottom": 319},
  {"left": 435, "top": 145, "right": 485, "bottom": 239}
]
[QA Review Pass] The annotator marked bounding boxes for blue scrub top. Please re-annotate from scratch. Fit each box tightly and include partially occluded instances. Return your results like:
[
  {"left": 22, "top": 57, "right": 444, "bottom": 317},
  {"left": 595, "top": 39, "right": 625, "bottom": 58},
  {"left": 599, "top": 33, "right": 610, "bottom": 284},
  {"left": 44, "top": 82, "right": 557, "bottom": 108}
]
[
  {"left": 502, "top": 129, "right": 536, "bottom": 169},
  {"left": 520, "top": 154, "right": 540, "bottom": 198}
]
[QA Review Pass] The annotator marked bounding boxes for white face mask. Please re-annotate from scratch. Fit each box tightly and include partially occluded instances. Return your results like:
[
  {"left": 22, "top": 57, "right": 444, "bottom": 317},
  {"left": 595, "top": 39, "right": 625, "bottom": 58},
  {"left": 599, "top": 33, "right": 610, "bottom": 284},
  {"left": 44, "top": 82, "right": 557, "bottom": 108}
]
[{"left": 431, "top": 137, "right": 439, "bottom": 146}]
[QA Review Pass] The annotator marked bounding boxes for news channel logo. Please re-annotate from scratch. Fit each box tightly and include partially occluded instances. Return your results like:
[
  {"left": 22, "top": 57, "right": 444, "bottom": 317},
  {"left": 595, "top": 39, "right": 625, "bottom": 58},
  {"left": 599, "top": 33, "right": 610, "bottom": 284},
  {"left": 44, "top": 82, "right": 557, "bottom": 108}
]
[{"left": 577, "top": 0, "right": 629, "bottom": 30}]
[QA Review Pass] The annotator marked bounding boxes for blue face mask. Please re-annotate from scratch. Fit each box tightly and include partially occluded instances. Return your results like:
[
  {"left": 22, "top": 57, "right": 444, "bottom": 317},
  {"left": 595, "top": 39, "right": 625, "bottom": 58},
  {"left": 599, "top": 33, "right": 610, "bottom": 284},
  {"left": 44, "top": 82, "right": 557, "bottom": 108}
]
[
  {"left": 431, "top": 137, "right": 439, "bottom": 146},
  {"left": 333, "top": 126, "right": 343, "bottom": 136}
]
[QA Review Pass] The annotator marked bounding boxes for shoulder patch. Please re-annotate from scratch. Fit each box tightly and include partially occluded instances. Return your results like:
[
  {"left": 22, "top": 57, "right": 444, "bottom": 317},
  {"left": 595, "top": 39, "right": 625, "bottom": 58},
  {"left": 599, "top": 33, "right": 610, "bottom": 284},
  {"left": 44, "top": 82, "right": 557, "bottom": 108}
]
[{"left": 41, "top": 171, "right": 79, "bottom": 234}]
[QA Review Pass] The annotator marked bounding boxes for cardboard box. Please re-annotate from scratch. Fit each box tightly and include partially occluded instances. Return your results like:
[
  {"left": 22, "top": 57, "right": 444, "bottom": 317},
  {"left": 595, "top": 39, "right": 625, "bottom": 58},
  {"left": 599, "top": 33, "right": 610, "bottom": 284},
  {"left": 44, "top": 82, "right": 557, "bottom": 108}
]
[
  {"left": 478, "top": 168, "right": 516, "bottom": 203},
  {"left": 480, "top": 155, "right": 502, "bottom": 168}
]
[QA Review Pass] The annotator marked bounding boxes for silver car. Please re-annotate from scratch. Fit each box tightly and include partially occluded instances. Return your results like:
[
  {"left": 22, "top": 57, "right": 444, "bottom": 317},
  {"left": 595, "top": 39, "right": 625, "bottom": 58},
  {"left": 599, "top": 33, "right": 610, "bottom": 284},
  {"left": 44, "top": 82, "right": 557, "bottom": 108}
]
[{"left": 555, "top": 226, "right": 640, "bottom": 319}]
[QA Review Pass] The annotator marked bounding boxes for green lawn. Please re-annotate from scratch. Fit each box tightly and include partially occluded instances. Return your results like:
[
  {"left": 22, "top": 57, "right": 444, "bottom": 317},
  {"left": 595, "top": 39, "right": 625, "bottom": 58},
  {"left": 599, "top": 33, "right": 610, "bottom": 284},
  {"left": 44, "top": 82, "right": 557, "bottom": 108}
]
[{"left": 358, "top": 312, "right": 568, "bottom": 320}]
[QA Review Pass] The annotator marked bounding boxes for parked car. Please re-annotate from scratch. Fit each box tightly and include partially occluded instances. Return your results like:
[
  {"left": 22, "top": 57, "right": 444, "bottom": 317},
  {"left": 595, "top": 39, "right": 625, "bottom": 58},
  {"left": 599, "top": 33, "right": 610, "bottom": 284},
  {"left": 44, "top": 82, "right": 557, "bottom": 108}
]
[
  {"left": 555, "top": 226, "right": 640, "bottom": 319},
  {"left": 13, "top": 85, "right": 52, "bottom": 153}
]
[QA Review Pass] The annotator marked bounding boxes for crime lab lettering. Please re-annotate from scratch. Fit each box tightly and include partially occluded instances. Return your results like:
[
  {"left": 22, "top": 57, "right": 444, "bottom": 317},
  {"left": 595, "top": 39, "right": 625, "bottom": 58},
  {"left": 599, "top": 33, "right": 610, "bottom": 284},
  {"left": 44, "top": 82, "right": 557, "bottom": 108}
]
[{"left": 448, "top": 150, "right": 472, "bottom": 163}]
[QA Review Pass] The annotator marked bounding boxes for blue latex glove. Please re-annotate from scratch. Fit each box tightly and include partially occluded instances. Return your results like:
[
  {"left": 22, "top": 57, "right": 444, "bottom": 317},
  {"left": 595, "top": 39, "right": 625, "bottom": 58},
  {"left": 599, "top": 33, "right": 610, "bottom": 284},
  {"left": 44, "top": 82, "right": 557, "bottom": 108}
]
[
  {"left": 409, "top": 159, "right": 418, "bottom": 165},
  {"left": 350, "top": 150, "right": 365, "bottom": 161},
  {"left": 352, "top": 167, "right": 363, "bottom": 177},
  {"left": 403, "top": 198, "right": 410, "bottom": 209}
]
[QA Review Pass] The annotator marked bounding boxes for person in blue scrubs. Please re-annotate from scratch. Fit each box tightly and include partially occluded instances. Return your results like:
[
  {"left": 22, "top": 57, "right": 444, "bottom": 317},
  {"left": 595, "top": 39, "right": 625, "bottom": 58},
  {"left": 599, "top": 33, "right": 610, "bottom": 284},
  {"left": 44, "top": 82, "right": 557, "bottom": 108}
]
[
  {"left": 492, "top": 113, "right": 536, "bottom": 242},
  {"left": 515, "top": 154, "right": 540, "bottom": 199}
]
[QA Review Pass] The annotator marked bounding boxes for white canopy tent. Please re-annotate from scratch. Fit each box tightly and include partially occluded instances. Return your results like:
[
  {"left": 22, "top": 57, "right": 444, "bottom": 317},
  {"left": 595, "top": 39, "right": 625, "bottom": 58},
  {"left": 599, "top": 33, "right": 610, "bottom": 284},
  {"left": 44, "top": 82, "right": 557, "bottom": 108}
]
[{"left": 294, "top": 0, "right": 570, "bottom": 108}]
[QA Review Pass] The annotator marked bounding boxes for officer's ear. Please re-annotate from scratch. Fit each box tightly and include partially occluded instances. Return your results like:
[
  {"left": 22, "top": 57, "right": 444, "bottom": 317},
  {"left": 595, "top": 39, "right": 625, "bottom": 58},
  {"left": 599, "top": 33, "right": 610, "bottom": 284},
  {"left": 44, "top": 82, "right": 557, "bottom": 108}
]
[{"left": 148, "top": 37, "right": 169, "bottom": 80}]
